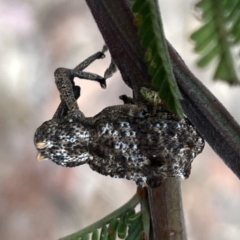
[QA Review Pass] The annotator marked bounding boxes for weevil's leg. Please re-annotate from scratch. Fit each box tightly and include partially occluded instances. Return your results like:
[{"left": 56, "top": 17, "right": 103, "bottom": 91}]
[
  {"left": 71, "top": 71, "right": 107, "bottom": 88},
  {"left": 72, "top": 50, "right": 117, "bottom": 89},
  {"left": 54, "top": 68, "right": 79, "bottom": 112},
  {"left": 53, "top": 101, "right": 67, "bottom": 119},
  {"left": 71, "top": 49, "right": 107, "bottom": 88},
  {"left": 119, "top": 95, "right": 146, "bottom": 107},
  {"left": 104, "top": 58, "right": 117, "bottom": 79},
  {"left": 53, "top": 85, "right": 80, "bottom": 119},
  {"left": 119, "top": 95, "right": 136, "bottom": 105},
  {"left": 72, "top": 51, "right": 106, "bottom": 88},
  {"left": 73, "top": 51, "right": 105, "bottom": 72},
  {"left": 110, "top": 104, "right": 148, "bottom": 118}
]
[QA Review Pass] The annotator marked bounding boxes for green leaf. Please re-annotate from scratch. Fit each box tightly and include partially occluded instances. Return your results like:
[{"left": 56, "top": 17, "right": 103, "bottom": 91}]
[
  {"left": 131, "top": 0, "right": 184, "bottom": 117},
  {"left": 125, "top": 214, "right": 142, "bottom": 240},
  {"left": 117, "top": 214, "right": 128, "bottom": 239},
  {"left": 197, "top": 46, "right": 219, "bottom": 67},
  {"left": 59, "top": 193, "right": 140, "bottom": 240},
  {"left": 91, "top": 230, "right": 99, "bottom": 240},
  {"left": 213, "top": 57, "right": 238, "bottom": 84},
  {"left": 191, "top": 0, "right": 240, "bottom": 84},
  {"left": 100, "top": 225, "right": 108, "bottom": 240},
  {"left": 107, "top": 218, "right": 119, "bottom": 240},
  {"left": 126, "top": 212, "right": 141, "bottom": 225},
  {"left": 82, "top": 235, "right": 90, "bottom": 240}
]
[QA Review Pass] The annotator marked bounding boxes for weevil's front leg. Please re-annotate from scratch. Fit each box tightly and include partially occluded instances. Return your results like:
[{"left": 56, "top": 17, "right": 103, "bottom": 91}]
[
  {"left": 54, "top": 47, "right": 117, "bottom": 116},
  {"left": 53, "top": 85, "right": 80, "bottom": 119},
  {"left": 54, "top": 50, "right": 106, "bottom": 113},
  {"left": 72, "top": 48, "right": 117, "bottom": 88},
  {"left": 73, "top": 51, "right": 105, "bottom": 72},
  {"left": 72, "top": 50, "right": 107, "bottom": 88},
  {"left": 54, "top": 68, "right": 79, "bottom": 112},
  {"left": 103, "top": 58, "right": 117, "bottom": 79},
  {"left": 72, "top": 70, "right": 107, "bottom": 88}
]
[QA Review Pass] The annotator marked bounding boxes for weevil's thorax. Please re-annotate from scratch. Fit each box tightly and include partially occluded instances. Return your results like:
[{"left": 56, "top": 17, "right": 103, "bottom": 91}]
[{"left": 34, "top": 114, "right": 91, "bottom": 167}]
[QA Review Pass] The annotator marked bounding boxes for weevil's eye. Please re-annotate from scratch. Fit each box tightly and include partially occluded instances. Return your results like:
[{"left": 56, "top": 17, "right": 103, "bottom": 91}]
[{"left": 138, "top": 110, "right": 148, "bottom": 118}]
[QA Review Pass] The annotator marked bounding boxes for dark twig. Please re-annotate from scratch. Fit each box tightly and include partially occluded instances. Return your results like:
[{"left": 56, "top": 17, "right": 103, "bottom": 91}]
[
  {"left": 168, "top": 42, "right": 240, "bottom": 177},
  {"left": 86, "top": 0, "right": 240, "bottom": 178},
  {"left": 148, "top": 178, "right": 187, "bottom": 240},
  {"left": 85, "top": 0, "right": 240, "bottom": 239},
  {"left": 86, "top": 1, "right": 187, "bottom": 239}
]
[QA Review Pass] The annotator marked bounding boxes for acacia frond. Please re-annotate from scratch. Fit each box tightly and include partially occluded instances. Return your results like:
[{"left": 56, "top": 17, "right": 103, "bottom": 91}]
[
  {"left": 191, "top": 0, "right": 240, "bottom": 84},
  {"left": 59, "top": 193, "right": 147, "bottom": 240},
  {"left": 131, "top": 0, "right": 183, "bottom": 117}
]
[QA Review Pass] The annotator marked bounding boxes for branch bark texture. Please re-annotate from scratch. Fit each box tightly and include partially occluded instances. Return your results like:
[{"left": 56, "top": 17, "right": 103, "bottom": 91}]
[{"left": 148, "top": 178, "right": 187, "bottom": 240}]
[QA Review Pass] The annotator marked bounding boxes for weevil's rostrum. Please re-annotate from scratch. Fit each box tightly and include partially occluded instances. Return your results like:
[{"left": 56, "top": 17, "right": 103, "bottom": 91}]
[{"left": 34, "top": 48, "right": 204, "bottom": 187}]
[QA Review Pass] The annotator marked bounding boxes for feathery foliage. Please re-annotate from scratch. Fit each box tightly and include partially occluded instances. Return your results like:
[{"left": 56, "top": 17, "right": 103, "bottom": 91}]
[
  {"left": 191, "top": 0, "right": 240, "bottom": 84},
  {"left": 60, "top": 192, "right": 150, "bottom": 240},
  {"left": 129, "top": 0, "right": 184, "bottom": 117}
]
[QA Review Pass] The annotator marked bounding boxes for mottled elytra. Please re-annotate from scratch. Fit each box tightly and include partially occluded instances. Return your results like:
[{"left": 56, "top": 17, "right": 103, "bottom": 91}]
[{"left": 34, "top": 48, "right": 204, "bottom": 188}]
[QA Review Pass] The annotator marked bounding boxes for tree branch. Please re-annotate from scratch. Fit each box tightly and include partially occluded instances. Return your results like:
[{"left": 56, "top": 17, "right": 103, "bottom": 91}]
[
  {"left": 85, "top": 0, "right": 240, "bottom": 239},
  {"left": 86, "top": 1, "right": 187, "bottom": 240},
  {"left": 86, "top": 0, "right": 240, "bottom": 177},
  {"left": 148, "top": 178, "right": 187, "bottom": 240},
  {"left": 168, "top": 42, "right": 240, "bottom": 177}
]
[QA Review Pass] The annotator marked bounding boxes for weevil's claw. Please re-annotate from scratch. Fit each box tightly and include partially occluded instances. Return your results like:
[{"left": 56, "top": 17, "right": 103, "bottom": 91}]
[
  {"left": 99, "top": 52, "right": 105, "bottom": 59},
  {"left": 99, "top": 79, "right": 107, "bottom": 89},
  {"left": 102, "top": 45, "right": 108, "bottom": 53}
]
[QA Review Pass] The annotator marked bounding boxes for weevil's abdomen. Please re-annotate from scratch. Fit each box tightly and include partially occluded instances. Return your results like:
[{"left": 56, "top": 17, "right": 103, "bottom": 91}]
[{"left": 90, "top": 115, "right": 204, "bottom": 178}]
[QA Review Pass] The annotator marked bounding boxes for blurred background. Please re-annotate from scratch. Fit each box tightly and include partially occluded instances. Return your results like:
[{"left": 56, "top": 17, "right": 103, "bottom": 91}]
[{"left": 1, "top": 0, "right": 240, "bottom": 239}]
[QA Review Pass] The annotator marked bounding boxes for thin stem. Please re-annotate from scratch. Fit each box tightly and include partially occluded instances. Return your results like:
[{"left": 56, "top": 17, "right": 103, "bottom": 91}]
[
  {"left": 140, "top": 189, "right": 151, "bottom": 240},
  {"left": 148, "top": 178, "right": 187, "bottom": 240}
]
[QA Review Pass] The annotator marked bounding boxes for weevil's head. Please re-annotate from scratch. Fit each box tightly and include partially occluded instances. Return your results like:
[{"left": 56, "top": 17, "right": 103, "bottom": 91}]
[{"left": 34, "top": 118, "right": 90, "bottom": 167}]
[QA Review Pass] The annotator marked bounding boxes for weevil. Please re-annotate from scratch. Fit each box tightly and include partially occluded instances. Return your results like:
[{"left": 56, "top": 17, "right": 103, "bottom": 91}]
[{"left": 34, "top": 47, "right": 204, "bottom": 187}]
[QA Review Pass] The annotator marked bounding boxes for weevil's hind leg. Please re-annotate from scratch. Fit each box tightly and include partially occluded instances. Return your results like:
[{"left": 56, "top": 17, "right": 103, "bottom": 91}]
[
  {"left": 119, "top": 95, "right": 146, "bottom": 107},
  {"left": 119, "top": 95, "right": 136, "bottom": 105}
]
